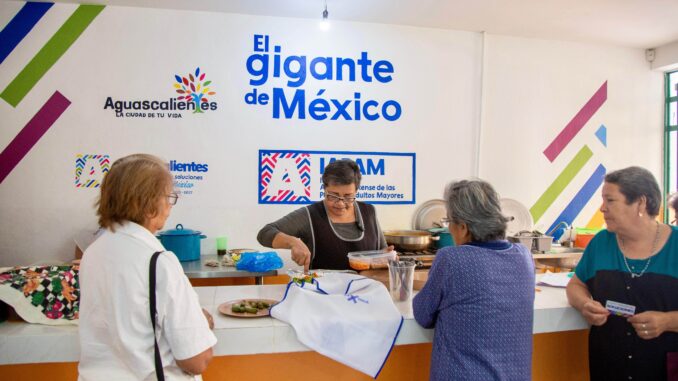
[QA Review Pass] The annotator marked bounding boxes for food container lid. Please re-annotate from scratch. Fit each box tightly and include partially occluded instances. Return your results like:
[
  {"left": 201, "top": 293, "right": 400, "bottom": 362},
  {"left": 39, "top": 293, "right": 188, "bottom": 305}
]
[
  {"left": 157, "top": 223, "right": 202, "bottom": 236},
  {"left": 575, "top": 227, "right": 602, "bottom": 235},
  {"left": 347, "top": 250, "right": 396, "bottom": 259}
]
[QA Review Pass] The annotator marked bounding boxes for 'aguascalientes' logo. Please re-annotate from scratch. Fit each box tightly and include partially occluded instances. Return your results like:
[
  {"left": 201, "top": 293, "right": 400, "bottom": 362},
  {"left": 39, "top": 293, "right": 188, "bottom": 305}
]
[
  {"left": 104, "top": 67, "right": 218, "bottom": 118},
  {"left": 173, "top": 67, "right": 217, "bottom": 114}
]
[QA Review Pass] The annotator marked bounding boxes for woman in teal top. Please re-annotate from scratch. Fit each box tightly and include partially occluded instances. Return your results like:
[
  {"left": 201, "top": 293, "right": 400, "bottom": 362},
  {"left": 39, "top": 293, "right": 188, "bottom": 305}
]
[{"left": 567, "top": 167, "right": 678, "bottom": 381}]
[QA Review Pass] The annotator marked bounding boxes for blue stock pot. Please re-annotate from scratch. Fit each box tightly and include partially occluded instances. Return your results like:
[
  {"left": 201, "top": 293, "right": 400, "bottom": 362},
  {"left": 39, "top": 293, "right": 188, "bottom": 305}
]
[
  {"left": 428, "top": 227, "right": 455, "bottom": 249},
  {"left": 156, "top": 224, "right": 206, "bottom": 262}
]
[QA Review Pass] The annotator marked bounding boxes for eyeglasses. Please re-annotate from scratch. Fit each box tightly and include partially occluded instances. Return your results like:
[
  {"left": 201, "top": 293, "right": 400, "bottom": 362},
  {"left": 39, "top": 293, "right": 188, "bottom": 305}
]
[
  {"left": 167, "top": 192, "right": 179, "bottom": 206},
  {"left": 325, "top": 193, "right": 356, "bottom": 205}
]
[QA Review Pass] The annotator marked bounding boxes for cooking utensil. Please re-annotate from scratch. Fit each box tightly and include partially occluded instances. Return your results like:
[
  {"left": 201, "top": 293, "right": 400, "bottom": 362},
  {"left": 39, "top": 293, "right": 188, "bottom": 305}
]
[
  {"left": 383, "top": 230, "right": 433, "bottom": 251},
  {"left": 156, "top": 224, "right": 206, "bottom": 262},
  {"left": 427, "top": 227, "right": 455, "bottom": 249},
  {"left": 411, "top": 199, "right": 446, "bottom": 230}
]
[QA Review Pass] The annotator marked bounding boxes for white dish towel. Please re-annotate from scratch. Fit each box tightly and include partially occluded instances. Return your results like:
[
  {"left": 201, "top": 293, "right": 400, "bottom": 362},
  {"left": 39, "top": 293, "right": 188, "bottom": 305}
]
[{"left": 270, "top": 273, "right": 403, "bottom": 378}]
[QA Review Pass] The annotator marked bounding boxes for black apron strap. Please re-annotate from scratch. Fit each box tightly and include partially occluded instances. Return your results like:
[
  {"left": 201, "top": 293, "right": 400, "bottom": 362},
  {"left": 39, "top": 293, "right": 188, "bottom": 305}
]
[{"left": 149, "top": 251, "right": 165, "bottom": 381}]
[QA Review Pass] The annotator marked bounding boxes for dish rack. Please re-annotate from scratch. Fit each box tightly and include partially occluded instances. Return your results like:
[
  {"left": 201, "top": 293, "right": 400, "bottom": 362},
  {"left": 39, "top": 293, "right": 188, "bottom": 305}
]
[{"left": 507, "top": 233, "right": 553, "bottom": 253}]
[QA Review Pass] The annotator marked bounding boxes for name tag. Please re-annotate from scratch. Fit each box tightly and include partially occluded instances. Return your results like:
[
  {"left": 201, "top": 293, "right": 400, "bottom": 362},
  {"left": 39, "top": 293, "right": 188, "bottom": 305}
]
[{"left": 605, "top": 300, "right": 636, "bottom": 317}]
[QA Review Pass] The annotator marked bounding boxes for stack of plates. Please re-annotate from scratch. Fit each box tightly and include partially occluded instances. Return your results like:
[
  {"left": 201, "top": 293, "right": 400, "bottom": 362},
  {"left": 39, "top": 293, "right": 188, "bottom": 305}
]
[{"left": 500, "top": 198, "right": 533, "bottom": 236}]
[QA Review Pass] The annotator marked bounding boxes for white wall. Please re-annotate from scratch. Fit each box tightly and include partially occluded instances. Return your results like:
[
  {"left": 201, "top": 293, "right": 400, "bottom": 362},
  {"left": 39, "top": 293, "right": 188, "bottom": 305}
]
[
  {"left": 0, "top": 3, "right": 482, "bottom": 266},
  {"left": 653, "top": 40, "right": 678, "bottom": 72},
  {"left": 480, "top": 34, "right": 664, "bottom": 232},
  {"left": 0, "top": 3, "right": 666, "bottom": 266}
]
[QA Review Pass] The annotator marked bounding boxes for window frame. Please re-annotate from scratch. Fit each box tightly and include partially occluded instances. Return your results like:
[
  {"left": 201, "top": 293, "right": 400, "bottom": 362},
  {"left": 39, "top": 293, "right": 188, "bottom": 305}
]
[{"left": 664, "top": 70, "right": 678, "bottom": 223}]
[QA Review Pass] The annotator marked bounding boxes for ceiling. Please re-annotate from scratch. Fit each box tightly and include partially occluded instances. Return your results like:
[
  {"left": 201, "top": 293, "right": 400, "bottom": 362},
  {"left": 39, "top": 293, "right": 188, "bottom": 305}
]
[{"left": 39, "top": 0, "right": 678, "bottom": 49}]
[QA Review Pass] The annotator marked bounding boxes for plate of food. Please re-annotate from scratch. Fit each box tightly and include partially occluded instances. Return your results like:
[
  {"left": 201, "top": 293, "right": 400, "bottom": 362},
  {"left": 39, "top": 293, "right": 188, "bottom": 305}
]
[{"left": 218, "top": 299, "right": 278, "bottom": 318}]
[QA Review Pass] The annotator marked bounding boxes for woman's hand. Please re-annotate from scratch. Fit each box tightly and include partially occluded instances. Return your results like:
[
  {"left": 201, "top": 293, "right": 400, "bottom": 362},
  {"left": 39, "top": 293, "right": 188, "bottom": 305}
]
[
  {"left": 290, "top": 238, "right": 311, "bottom": 273},
  {"left": 384, "top": 245, "right": 395, "bottom": 252},
  {"left": 628, "top": 311, "right": 672, "bottom": 339},
  {"left": 202, "top": 308, "right": 214, "bottom": 330},
  {"left": 580, "top": 300, "right": 610, "bottom": 326}
]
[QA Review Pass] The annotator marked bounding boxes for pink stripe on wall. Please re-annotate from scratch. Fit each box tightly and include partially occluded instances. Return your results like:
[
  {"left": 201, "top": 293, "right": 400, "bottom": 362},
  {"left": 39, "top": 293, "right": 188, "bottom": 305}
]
[
  {"left": 543, "top": 81, "right": 607, "bottom": 162},
  {"left": 0, "top": 91, "right": 71, "bottom": 183}
]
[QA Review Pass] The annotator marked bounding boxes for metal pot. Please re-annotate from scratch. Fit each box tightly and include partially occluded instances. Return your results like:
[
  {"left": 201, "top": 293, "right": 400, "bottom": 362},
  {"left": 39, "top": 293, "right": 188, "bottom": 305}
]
[
  {"left": 427, "top": 227, "right": 455, "bottom": 249},
  {"left": 384, "top": 230, "right": 433, "bottom": 251},
  {"left": 156, "top": 224, "right": 206, "bottom": 262}
]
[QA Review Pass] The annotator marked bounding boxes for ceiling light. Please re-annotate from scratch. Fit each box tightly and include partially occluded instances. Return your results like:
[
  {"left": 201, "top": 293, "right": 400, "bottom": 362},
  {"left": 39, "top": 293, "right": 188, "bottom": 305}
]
[{"left": 319, "top": 1, "right": 330, "bottom": 31}]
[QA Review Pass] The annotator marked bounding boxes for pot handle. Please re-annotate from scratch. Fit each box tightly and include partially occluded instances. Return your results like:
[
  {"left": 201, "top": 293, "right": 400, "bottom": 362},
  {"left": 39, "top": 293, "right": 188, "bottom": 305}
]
[
  {"left": 431, "top": 236, "right": 440, "bottom": 241},
  {"left": 199, "top": 234, "right": 207, "bottom": 239}
]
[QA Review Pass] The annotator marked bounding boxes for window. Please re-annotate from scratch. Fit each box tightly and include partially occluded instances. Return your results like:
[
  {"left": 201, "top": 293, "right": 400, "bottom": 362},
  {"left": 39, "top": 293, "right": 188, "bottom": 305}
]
[{"left": 664, "top": 70, "right": 678, "bottom": 222}]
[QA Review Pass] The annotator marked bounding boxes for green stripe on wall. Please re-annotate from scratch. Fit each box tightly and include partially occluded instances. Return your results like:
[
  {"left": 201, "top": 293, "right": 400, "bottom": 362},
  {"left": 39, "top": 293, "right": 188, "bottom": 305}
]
[
  {"left": 530, "top": 145, "right": 593, "bottom": 223},
  {"left": 1, "top": 5, "right": 104, "bottom": 107}
]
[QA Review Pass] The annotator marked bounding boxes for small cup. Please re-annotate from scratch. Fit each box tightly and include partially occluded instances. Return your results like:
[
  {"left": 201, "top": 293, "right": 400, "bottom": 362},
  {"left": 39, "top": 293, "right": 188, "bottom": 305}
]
[
  {"left": 216, "top": 236, "right": 228, "bottom": 256},
  {"left": 387, "top": 259, "right": 416, "bottom": 303}
]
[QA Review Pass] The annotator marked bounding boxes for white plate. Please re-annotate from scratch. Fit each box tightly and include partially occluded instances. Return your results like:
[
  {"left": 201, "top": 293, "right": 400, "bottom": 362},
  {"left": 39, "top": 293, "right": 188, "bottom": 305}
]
[
  {"left": 500, "top": 198, "right": 533, "bottom": 236},
  {"left": 411, "top": 199, "right": 447, "bottom": 230}
]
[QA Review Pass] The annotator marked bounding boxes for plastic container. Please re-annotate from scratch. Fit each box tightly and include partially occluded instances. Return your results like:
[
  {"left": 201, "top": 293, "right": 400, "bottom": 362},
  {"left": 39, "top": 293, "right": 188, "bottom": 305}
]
[
  {"left": 388, "top": 260, "right": 416, "bottom": 302},
  {"left": 347, "top": 250, "right": 397, "bottom": 271},
  {"left": 574, "top": 228, "right": 601, "bottom": 248}
]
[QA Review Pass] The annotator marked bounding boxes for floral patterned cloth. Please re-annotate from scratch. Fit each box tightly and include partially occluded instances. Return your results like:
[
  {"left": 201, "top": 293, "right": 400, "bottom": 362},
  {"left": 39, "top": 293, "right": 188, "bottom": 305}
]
[{"left": 0, "top": 265, "right": 79, "bottom": 325}]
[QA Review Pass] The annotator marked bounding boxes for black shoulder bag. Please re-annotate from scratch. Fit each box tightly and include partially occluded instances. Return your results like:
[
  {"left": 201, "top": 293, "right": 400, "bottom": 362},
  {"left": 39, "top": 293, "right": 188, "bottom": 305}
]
[{"left": 150, "top": 251, "right": 165, "bottom": 381}]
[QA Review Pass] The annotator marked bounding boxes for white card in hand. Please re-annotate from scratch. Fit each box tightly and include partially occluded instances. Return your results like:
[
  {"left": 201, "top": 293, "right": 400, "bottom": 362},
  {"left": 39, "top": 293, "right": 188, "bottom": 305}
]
[{"left": 605, "top": 300, "right": 636, "bottom": 317}]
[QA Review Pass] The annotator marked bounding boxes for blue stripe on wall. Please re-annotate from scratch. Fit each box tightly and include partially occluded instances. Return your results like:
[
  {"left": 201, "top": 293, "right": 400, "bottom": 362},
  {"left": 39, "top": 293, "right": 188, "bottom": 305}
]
[
  {"left": 547, "top": 164, "right": 606, "bottom": 240},
  {"left": 0, "top": 2, "right": 53, "bottom": 64}
]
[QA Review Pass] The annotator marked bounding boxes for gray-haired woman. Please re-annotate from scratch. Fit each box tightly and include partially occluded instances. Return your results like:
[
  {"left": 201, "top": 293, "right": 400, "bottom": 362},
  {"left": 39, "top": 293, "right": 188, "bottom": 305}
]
[
  {"left": 413, "top": 179, "right": 535, "bottom": 381},
  {"left": 257, "top": 159, "right": 390, "bottom": 272},
  {"left": 566, "top": 166, "right": 678, "bottom": 380}
]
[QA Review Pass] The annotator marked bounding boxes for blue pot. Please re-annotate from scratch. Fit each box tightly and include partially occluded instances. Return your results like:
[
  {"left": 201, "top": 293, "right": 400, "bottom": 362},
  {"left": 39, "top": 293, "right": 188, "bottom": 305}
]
[
  {"left": 157, "top": 224, "right": 206, "bottom": 262},
  {"left": 428, "top": 228, "right": 455, "bottom": 249}
]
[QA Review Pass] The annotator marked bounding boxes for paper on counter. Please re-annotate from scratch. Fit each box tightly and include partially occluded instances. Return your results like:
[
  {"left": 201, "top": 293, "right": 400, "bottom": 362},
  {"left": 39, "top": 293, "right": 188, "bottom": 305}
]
[{"left": 537, "top": 271, "right": 573, "bottom": 288}]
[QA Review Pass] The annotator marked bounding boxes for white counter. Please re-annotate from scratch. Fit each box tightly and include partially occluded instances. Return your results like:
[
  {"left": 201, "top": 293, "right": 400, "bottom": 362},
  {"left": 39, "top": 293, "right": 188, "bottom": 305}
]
[{"left": 0, "top": 279, "right": 587, "bottom": 365}]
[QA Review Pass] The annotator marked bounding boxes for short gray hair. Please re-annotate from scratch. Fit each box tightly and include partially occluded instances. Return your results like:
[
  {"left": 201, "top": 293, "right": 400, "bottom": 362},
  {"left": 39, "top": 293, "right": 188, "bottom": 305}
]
[
  {"left": 604, "top": 166, "right": 661, "bottom": 217},
  {"left": 322, "top": 159, "right": 362, "bottom": 189},
  {"left": 444, "top": 179, "right": 508, "bottom": 242}
]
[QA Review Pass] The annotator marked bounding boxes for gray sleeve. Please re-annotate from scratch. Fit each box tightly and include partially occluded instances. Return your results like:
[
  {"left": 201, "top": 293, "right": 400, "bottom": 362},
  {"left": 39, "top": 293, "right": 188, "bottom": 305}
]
[
  {"left": 256, "top": 207, "right": 313, "bottom": 248},
  {"left": 374, "top": 210, "right": 388, "bottom": 249}
]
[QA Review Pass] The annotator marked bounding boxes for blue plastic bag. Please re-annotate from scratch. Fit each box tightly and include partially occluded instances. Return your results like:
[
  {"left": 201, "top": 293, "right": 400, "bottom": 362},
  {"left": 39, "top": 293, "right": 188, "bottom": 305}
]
[{"left": 236, "top": 251, "right": 283, "bottom": 272}]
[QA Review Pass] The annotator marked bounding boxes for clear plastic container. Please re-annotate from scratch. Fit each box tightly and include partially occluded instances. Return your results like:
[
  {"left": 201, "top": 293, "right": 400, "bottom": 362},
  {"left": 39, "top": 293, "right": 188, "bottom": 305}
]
[{"left": 347, "top": 250, "right": 397, "bottom": 271}]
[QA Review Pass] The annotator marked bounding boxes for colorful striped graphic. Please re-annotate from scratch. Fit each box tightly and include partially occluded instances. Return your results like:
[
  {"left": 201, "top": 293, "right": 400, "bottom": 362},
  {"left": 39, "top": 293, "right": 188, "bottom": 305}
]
[
  {"left": 75, "top": 154, "right": 110, "bottom": 188},
  {"left": 1, "top": 4, "right": 104, "bottom": 107},
  {"left": 530, "top": 145, "right": 593, "bottom": 222},
  {"left": 260, "top": 152, "right": 311, "bottom": 203},
  {"left": 544, "top": 164, "right": 606, "bottom": 240},
  {"left": 0, "top": 2, "right": 53, "bottom": 64},
  {"left": 595, "top": 125, "right": 607, "bottom": 147},
  {"left": 587, "top": 209, "right": 605, "bottom": 229},
  {"left": 0, "top": 91, "right": 71, "bottom": 184},
  {"left": 543, "top": 81, "right": 607, "bottom": 162}
]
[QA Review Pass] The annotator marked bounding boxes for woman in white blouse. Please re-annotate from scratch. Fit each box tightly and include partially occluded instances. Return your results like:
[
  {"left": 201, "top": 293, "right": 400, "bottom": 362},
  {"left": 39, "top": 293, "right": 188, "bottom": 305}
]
[{"left": 79, "top": 154, "right": 216, "bottom": 380}]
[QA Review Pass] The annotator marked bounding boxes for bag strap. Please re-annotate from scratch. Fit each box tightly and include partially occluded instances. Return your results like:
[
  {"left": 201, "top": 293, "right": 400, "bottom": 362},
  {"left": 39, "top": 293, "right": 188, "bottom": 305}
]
[{"left": 150, "top": 251, "right": 165, "bottom": 381}]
